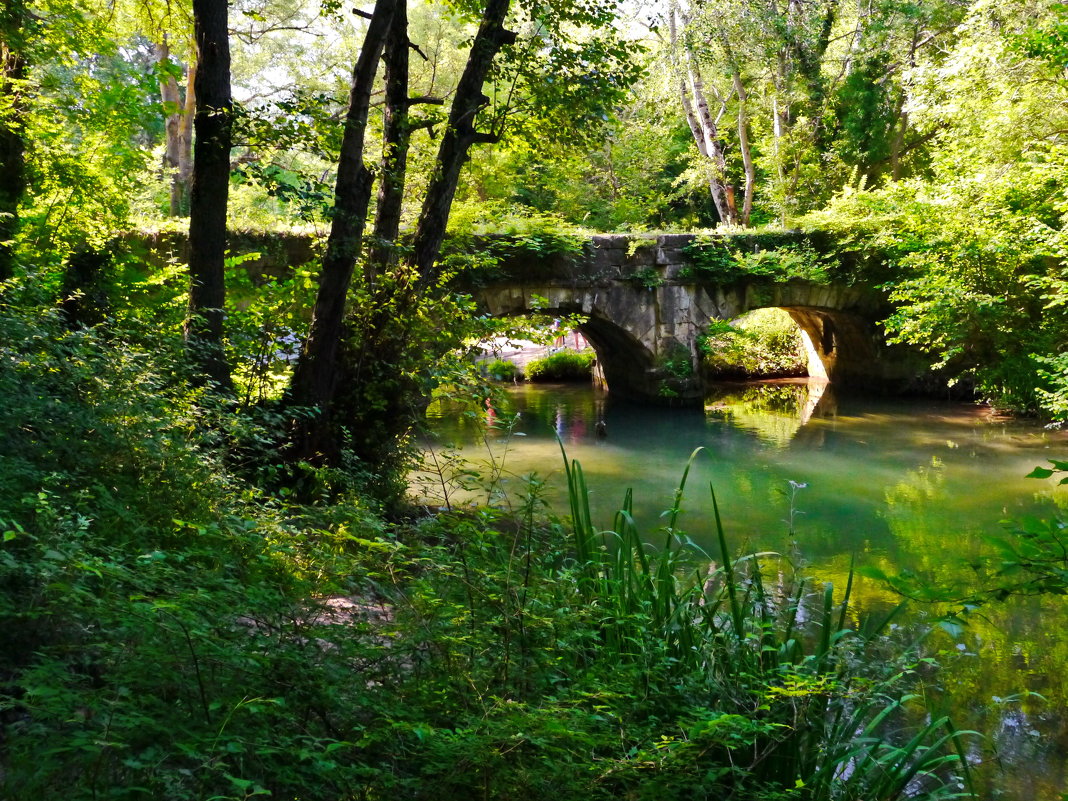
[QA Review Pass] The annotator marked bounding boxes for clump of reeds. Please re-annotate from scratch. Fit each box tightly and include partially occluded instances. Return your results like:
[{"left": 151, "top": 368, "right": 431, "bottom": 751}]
[{"left": 561, "top": 444, "right": 976, "bottom": 800}]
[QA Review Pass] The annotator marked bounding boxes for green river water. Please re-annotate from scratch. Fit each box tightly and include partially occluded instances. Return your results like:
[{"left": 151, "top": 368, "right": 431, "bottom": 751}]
[{"left": 421, "top": 379, "right": 1068, "bottom": 800}]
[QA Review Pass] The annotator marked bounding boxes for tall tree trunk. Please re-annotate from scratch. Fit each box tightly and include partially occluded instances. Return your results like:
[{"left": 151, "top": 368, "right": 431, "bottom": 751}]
[
  {"left": 889, "top": 105, "right": 907, "bottom": 181},
  {"left": 332, "top": 4, "right": 440, "bottom": 480},
  {"left": 177, "top": 62, "right": 196, "bottom": 213},
  {"left": 367, "top": 1, "right": 413, "bottom": 274},
  {"left": 0, "top": 0, "right": 27, "bottom": 281},
  {"left": 287, "top": 0, "right": 397, "bottom": 458},
  {"left": 717, "top": 32, "right": 754, "bottom": 227},
  {"left": 732, "top": 68, "right": 755, "bottom": 226},
  {"left": 332, "top": 0, "right": 517, "bottom": 497},
  {"left": 185, "top": 0, "right": 233, "bottom": 391},
  {"left": 411, "top": 0, "right": 516, "bottom": 279},
  {"left": 688, "top": 62, "right": 739, "bottom": 226},
  {"left": 157, "top": 39, "right": 197, "bottom": 217},
  {"left": 667, "top": 1, "right": 738, "bottom": 226}
]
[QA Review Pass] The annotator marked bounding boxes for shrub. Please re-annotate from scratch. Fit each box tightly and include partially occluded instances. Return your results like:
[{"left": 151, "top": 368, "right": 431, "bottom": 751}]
[
  {"left": 525, "top": 348, "right": 596, "bottom": 381},
  {"left": 700, "top": 308, "right": 807, "bottom": 378},
  {"left": 680, "top": 236, "right": 833, "bottom": 283},
  {"left": 484, "top": 358, "right": 520, "bottom": 381}
]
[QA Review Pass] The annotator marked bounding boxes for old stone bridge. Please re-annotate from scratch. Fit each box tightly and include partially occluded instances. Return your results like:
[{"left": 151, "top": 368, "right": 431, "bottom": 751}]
[
  {"left": 471, "top": 233, "right": 919, "bottom": 404},
  {"left": 130, "top": 228, "right": 921, "bottom": 405}
]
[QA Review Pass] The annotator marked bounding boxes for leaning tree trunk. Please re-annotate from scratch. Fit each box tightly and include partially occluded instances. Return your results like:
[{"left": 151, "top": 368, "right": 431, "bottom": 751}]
[
  {"left": 293, "top": 0, "right": 517, "bottom": 490},
  {"left": 328, "top": 2, "right": 439, "bottom": 490},
  {"left": 286, "top": 0, "right": 397, "bottom": 459},
  {"left": 411, "top": 0, "right": 517, "bottom": 280},
  {"left": 328, "top": 0, "right": 516, "bottom": 495},
  {"left": 0, "top": 0, "right": 27, "bottom": 281},
  {"left": 185, "top": 0, "right": 233, "bottom": 391}
]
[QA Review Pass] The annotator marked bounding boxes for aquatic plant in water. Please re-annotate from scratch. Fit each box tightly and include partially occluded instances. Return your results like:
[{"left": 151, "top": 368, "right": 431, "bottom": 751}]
[{"left": 560, "top": 445, "right": 976, "bottom": 800}]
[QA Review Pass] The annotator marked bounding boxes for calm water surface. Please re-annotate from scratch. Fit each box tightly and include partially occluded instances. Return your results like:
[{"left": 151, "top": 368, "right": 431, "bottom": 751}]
[{"left": 420, "top": 379, "right": 1068, "bottom": 800}]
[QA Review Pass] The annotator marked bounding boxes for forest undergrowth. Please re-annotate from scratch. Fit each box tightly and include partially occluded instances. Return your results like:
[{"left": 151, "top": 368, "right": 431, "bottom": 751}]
[{"left": 0, "top": 295, "right": 975, "bottom": 801}]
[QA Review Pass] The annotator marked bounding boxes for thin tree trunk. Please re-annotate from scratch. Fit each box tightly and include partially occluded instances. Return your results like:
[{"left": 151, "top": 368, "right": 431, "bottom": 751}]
[
  {"left": 288, "top": 0, "right": 515, "bottom": 477},
  {"left": 890, "top": 26, "right": 924, "bottom": 182},
  {"left": 367, "top": 0, "right": 413, "bottom": 274},
  {"left": 689, "top": 62, "right": 739, "bottom": 225},
  {"left": 287, "top": 0, "right": 397, "bottom": 440},
  {"left": 411, "top": 0, "right": 516, "bottom": 280},
  {"left": 157, "top": 43, "right": 196, "bottom": 217},
  {"left": 157, "top": 39, "right": 183, "bottom": 215},
  {"left": 668, "top": 1, "right": 736, "bottom": 226},
  {"left": 890, "top": 105, "right": 907, "bottom": 181},
  {"left": 732, "top": 68, "right": 755, "bottom": 226},
  {"left": 670, "top": 21, "right": 723, "bottom": 219},
  {"left": 173, "top": 53, "right": 196, "bottom": 216},
  {"left": 185, "top": 0, "right": 233, "bottom": 391},
  {"left": 0, "top": 1, "right": 27, "bottom": 281}
]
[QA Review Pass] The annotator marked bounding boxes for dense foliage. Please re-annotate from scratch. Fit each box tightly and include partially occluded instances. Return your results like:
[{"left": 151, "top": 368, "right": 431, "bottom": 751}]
[
  {"left": 4, "top": 0, "right": 1068, "bottom": 797},
  {"left": 0, "top": 302, "right": 973, "bottom": 798},
  {"left": 700, "top": 309, "right": 808, "bottom": 379}
]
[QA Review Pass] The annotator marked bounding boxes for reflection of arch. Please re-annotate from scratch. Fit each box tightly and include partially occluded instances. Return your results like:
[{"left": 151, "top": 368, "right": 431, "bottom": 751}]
[{"left": 703, "top": 379, "right": 838, "bottom": 447}]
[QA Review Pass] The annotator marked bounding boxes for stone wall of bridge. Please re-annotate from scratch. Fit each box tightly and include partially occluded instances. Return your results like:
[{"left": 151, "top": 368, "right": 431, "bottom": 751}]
[
  {"left": 122, "top": 229, "right": 926, "bottom": 404},
  {"left": 477, "top": 233, "right": 922, "bottom": 404}
]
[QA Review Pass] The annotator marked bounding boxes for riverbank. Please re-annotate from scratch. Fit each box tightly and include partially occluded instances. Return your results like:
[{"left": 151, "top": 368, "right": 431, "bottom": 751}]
[{"left": 420, "top": 380, "right": 1068, "bottom": 799}]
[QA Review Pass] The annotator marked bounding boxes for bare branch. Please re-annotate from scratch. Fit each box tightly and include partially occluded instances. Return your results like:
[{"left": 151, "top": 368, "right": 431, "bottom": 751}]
[{"left": 409, "top": 41, "right": 429, "bottom": 61}]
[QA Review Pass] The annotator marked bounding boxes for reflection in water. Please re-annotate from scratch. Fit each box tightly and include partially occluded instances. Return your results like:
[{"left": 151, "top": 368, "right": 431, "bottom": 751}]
[
  {"left": 420, "top": 380, "right": 1068, "bottom": 800},
  {"left": 705, "top": 378, "right": 836, "bottom": 447}
]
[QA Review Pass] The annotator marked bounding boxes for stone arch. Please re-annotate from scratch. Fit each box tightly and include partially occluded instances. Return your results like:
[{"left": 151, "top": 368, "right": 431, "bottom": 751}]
[
  {"left": 476, "top": 277, "right": 900, "bottom": 405},
  {"left": 575, "top": 313, "right": 657, "bottom": 401},
  {"left": 779, "top": 307, "right": 879, "bottom": 384},
  {"left": 475, "top": 285, "right": 661, "bottom": 400}
]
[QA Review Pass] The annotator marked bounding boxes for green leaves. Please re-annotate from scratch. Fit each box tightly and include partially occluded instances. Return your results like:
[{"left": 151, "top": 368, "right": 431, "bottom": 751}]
[{"left": 1027, "top": 460, "right": 1068, "bottom": 483}]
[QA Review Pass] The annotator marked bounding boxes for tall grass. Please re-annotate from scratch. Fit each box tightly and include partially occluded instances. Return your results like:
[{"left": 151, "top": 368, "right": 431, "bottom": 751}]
[{"left": 561, "top": 445, "right": 975, "bottom": 800}]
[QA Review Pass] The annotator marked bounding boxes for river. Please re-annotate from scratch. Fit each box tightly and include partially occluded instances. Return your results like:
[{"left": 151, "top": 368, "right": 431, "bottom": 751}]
[{"left": 420, "top": 379, "right": 1068, "bottom": 800}]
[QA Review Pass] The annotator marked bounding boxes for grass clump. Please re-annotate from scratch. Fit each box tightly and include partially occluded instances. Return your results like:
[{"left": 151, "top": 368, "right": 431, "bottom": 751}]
[
  {"left": 554, "top": 447, "right": 975, "bottom": 800},
  {"left": 483, "top": 357, "right": 521, "bottom": 381},
  {"left": 526, "top": 348, "right": 596, "bottom": 381}
]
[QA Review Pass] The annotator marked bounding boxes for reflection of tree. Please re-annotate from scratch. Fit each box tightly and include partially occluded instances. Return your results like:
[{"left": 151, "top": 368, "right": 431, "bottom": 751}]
[
  {"left": 875, "top": 465, "right": 1068, "bottom": 798},
  {"left": 921, "top": 596, "right": 1068, "bottom": 800},
  {"left": 704, "top": 380, "right": 835, "bottom": 447}
]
